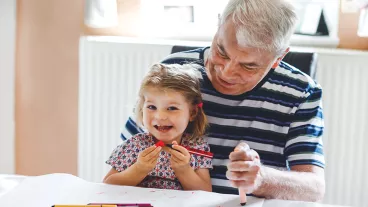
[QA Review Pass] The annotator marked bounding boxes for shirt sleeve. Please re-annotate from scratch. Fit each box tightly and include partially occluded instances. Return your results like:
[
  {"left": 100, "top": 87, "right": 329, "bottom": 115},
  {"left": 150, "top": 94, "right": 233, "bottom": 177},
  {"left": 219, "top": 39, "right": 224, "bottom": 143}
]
[
  {"left": 121, "top": 116, "right": 145, "bottom": 141},
  {"left": 191, "top": 138, "right": 213, "bottom": 170},
  {"left": 105, "top": 134, "right": 141, "bottom": 172},
  {"left": 284, "top": 85, "right": 325, "bottom": 168}
]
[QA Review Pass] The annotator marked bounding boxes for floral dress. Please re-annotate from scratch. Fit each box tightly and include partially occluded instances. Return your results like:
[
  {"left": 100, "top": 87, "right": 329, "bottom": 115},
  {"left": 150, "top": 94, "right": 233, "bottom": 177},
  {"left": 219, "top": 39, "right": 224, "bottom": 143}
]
[{"left": 106, "top": 133, "right": 213, "bottom": 190}]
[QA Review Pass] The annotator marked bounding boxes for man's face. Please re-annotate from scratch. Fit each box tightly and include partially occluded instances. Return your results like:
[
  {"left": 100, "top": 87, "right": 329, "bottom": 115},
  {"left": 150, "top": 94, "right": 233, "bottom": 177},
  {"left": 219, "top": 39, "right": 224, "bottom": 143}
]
[{"left": 206, "top": 20, "right": 280, "bottom": 95}]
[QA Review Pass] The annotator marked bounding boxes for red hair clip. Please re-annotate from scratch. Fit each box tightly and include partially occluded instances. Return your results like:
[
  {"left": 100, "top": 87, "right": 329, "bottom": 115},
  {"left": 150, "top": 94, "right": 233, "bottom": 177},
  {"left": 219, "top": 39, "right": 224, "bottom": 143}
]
[{"left": 197, "top": 102, "right": 203, "bottom": 108}]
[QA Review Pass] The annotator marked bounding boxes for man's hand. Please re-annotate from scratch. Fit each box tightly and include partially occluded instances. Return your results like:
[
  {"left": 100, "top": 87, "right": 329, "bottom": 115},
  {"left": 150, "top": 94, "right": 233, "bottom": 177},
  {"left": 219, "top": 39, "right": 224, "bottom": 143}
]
[
  {"left": 226, "top": 142, "right": 262, "bottom": 193},
  {"left": 136, "top": 145, "right": 162, "bottom": 173},
  {"left": 169, "top": 141, "right": 191, "bottom": 172}
]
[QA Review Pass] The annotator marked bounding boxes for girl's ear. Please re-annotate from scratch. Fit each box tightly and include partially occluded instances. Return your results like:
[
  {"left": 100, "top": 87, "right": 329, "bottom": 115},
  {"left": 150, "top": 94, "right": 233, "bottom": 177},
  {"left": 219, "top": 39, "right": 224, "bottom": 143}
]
[
  {"left": 140, "top": 111, "right": 144, "bottom": 126},
  {"left": 189, "top": 107, "right": 198, "bottom": 122}
]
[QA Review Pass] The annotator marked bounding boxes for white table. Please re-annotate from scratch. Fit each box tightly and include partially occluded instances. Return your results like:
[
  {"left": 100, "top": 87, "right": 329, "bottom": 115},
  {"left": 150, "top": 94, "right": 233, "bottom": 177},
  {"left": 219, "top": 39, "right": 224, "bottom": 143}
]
[{"left": 0, "top": 174, "right": 348, "bottom": 207}]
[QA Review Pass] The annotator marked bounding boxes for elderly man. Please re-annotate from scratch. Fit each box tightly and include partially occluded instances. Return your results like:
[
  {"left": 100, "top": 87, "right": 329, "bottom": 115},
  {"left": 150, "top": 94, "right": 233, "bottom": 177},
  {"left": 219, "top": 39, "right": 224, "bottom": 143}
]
[{"left": 122, "top": 0, "right": 325, "bottom": 201}]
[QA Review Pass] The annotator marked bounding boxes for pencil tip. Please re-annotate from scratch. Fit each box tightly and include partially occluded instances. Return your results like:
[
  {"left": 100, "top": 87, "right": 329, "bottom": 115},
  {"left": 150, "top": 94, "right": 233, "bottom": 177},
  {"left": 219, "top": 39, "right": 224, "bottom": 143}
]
[{"left": 240, "top": 202, "right": 246, "bottom": 206}]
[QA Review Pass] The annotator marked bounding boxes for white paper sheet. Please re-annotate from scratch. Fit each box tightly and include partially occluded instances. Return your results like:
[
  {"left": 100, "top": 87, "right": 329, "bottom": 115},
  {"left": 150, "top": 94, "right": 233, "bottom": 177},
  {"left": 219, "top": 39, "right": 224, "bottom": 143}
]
[
  {"left": 0, "top": 175, "right": 26, "bottom": 197},
  {"left": 0, "top": 173, "right": 264, "bottom": 207}
]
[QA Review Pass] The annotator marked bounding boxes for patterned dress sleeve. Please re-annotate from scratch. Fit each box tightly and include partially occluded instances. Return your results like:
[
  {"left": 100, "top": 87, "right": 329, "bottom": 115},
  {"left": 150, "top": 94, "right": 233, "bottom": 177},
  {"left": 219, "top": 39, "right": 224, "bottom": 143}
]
[
  {"left": 105, "top": 134, "right": 142, "bottom": 172},
  {"left": 190, "top": 137, "right": 213, "bottom": 170}
]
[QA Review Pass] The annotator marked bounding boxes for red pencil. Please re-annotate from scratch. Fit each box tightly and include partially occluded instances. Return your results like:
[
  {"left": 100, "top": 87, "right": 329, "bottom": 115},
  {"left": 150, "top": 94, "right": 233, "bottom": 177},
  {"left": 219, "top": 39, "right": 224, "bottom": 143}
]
[{"left": 155, "top": 141, "right": 213, "bottom": 158}]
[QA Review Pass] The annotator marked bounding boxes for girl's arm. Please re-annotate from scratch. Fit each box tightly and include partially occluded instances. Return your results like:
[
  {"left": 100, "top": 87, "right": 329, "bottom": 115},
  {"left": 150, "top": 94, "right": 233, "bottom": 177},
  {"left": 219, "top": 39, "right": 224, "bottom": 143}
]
[
  {"left": 174, "top": 166, "right": 212, "bottom": 191},
  {"left": 170, "top": 143, "right": 212, "bottom": 191},
  {"left": 103, "top": 163, "right": 149, "bottom": 186},
  {"left": 104, "top": 145, "right": 162, "bottom": 186}
]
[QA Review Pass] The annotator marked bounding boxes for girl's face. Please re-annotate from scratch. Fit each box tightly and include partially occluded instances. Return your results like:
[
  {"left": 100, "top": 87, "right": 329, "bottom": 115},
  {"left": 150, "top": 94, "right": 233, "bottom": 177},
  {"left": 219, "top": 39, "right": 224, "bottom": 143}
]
[{"left": 142, "top": 87, "right": 194, "bottom": 144}]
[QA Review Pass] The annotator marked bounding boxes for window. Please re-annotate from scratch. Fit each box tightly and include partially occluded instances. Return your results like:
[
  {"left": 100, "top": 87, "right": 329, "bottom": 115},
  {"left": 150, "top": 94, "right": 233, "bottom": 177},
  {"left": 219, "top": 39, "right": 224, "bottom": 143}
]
[
  {"left": 138, "top": 0, "right": 340, "bottom": 47},
  {"left": 139, "top": 0, "right": 228, "bottom": 40},
  {"left": 292, "top": 0, "right": 339, "bottom": 37}
]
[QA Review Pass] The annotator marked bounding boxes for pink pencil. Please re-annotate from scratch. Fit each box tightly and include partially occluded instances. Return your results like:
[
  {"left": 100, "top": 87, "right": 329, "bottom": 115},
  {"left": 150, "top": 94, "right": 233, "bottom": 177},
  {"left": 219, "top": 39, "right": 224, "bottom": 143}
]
[{"left": 239, "top": 188, "right": 247, "bottom": 206}]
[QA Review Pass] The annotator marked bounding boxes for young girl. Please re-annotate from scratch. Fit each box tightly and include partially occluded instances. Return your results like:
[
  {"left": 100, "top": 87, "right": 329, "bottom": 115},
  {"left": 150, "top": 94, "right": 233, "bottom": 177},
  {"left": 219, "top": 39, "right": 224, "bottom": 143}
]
[{"left": 103, "top": 63, "right": 212, "bottom": 191}]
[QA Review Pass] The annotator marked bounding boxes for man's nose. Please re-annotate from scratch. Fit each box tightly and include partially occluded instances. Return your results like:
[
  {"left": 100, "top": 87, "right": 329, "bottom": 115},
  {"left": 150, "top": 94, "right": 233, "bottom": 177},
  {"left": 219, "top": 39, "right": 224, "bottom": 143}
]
[{"left": 219, "top": 60, "right": 236, "bottom": 77}]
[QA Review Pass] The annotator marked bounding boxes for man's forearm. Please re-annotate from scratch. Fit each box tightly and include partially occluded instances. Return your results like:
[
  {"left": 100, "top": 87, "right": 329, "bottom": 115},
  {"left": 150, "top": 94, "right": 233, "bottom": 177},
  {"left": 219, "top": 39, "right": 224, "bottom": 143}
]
[
  {"left": 252, "top": 166, "right": 325, "bottom": 202},
  {"left": 104, "top": 163, "right": 148, "bottom": 186}
]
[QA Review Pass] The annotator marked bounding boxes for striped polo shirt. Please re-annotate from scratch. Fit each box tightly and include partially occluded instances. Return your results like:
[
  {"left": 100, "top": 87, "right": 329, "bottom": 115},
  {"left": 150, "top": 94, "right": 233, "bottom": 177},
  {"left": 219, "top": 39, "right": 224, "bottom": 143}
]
[{"left": 121, "top": 47, "right": 325, "bottom": 195}]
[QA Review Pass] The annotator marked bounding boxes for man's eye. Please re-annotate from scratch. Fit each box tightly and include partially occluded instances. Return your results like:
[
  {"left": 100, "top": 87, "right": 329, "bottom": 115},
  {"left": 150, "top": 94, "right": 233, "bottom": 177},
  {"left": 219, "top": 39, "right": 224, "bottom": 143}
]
[
  {"left": 167, "top": 106, "right": 178, "bottom": 111},
  {"left": 147, "top": 105, "right": 156, "bottom": 110},
  {"left": 218, "top": 49, "right": 228, "bottom": 59},
  {"left": 241, "top": 65, "right": 258, "bottom": 71}
]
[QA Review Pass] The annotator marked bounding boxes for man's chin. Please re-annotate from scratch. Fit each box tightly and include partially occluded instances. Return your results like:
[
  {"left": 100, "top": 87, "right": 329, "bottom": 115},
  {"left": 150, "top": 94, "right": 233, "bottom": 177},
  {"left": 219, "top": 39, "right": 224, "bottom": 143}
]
[
  {"left": 207, "top": 70, "right": 247, "bottom": 95},
  {"left": 212, "top": 82, "right": 242, "bottom": 95}
]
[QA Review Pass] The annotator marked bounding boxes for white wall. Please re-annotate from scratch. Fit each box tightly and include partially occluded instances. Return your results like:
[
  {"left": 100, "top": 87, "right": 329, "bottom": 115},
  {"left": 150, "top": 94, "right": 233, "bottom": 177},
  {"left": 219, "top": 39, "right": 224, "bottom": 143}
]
[{"left": 0, "top": 0, "right": 16, "bottom": 174}]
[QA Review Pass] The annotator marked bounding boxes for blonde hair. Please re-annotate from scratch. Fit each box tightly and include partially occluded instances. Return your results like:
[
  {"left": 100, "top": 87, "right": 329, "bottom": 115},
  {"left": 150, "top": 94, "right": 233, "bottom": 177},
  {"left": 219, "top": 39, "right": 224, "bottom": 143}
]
[{"left": 135, "top": 63, "right": 208, "bottom": 140}]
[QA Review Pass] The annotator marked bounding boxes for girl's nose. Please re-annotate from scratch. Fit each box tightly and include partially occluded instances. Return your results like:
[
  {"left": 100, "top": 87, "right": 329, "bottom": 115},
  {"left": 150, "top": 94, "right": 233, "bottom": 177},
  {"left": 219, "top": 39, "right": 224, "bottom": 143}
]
[{"left": 155, "top": 110, "right": 168, "bottom": 120}]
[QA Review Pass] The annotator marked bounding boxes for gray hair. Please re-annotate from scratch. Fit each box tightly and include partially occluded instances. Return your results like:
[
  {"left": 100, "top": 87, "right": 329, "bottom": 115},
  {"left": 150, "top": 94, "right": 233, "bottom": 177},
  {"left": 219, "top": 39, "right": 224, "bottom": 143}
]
[{"left": 220, "top": 0, "right": 297, "bottom": 57}]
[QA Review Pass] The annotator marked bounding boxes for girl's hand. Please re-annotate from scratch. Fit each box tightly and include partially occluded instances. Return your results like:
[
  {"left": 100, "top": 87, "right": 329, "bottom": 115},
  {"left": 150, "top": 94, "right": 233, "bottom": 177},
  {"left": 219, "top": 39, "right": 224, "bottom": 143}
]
[
  {"left": 170, "top": 141, "right": 191, "bottom": 172},
  {"left": 136, "top": 145, "right": 162, "bottom": 173}
]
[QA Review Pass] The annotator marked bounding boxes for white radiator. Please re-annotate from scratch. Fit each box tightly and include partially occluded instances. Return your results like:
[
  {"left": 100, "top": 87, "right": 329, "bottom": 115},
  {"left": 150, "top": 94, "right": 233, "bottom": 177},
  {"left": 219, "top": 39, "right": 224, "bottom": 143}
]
[
  {"left": 79, "top": 36, "right": 368, "bottom": 207},
  {"left": 78, "top": 37, "right": 173, "bottom": 184},
  {"left": 315, "top": 51, "right": 368, "bottom": 207}
]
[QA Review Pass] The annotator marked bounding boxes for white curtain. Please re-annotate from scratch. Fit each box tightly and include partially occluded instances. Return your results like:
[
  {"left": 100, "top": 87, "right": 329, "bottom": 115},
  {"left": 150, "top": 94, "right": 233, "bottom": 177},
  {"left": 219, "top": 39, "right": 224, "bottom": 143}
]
[
  {"left": 356, "top": 0, "right": 368, "bottom": 8},
  {"left": 84, "top": 0, "right": 118, "bottom": 28},
  {"left": 356, "top": 0, "right": 368, "bottom": 36}
]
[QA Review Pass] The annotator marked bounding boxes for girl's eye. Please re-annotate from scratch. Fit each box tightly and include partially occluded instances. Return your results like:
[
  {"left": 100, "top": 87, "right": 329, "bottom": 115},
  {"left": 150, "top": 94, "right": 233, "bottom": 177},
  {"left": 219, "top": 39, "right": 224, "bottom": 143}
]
[
  {"left": 167, "top": 106, "right": 178, "bottom": 111},
  {"left": 147, "top": 105, "right": 156, "bottom": 110}
]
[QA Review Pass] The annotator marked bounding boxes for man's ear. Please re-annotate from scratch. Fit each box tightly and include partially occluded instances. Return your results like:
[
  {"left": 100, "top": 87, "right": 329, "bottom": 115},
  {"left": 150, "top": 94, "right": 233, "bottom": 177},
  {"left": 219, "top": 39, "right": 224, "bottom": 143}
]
[
  {"left": 217, "top": 14, "right": 221, "bottom": 27},
  {"left": 271, "top": 47, "right": 290, "bottom": 68}
]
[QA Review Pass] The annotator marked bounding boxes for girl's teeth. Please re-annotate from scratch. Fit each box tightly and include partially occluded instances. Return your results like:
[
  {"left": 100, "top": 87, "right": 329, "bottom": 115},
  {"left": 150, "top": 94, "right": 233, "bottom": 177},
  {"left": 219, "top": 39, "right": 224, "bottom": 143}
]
[{"left": 156, "top": 126, "right": 172, "bottom": 131}]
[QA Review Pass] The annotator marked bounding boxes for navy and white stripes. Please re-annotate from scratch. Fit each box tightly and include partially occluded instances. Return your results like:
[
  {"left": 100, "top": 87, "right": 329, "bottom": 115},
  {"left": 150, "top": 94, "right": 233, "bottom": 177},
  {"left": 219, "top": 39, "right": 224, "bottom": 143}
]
[{"left": 121, "top": 47, "right": 325, "bottom": 195}]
